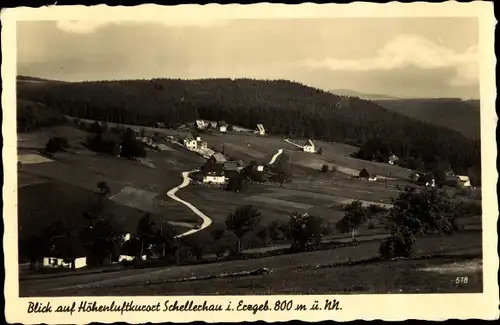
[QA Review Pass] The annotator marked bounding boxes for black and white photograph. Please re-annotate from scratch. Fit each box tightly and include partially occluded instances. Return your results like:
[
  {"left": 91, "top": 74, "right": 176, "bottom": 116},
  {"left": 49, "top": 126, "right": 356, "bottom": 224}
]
[{"left": 3, "top": 2, "right": 498, "bottom": 323}]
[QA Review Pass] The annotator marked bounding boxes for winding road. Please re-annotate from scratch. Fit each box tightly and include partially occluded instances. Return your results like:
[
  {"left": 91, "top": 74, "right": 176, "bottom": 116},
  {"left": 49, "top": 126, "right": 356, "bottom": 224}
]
[
  {"left": 268, "top": 149, "right": 284, "bottom": 165},
  {"left": 168, "top": 148, "right": 284, "bottom": 237},
  {"left": 166, "top": 170, "right": 212, "bottom": 238}
]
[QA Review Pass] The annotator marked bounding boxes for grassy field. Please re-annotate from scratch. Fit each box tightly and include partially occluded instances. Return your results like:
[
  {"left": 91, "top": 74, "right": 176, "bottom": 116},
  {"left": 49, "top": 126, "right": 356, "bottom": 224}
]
[
  {"left": 19, "top": 231, "right": 481, "bottom": 296},
  {"left": 17, "top": 122, "right": 483, "bottom": 296}
]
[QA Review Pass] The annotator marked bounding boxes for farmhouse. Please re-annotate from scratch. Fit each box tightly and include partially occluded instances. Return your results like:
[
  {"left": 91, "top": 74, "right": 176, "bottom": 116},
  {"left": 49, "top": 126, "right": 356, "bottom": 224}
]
[
  {"left": 368, "top": 176, "right": 378, "bottom": 182},
  {"left": 218, "top": 121, "right": 227, "bottom": 133},
  {"left": 118, "top": 237, "right": 147, "bottom": 262},
  {"left": 197, "top": 138, "right": 208, "bottom": 150},
  {"left": 200, "top": 153, "right": 231, "bottom": 184},
  {"left": 388, "top": 154, "right": 399, "bottom": 165},
  {"left": 35, "top": 236, "right": 88, "bottom": 270},
  {"left": 457, "top": 175, "right": 472, "bottom": 187},
  {"left": 359, "top": 168, "right": 370, "bottom": 180},
  {"left": 196, "top": 120, "right": 206, "bottom": 129},
  {"left": 303, "top": 140, "right": 316, "bottom": 153},
  {"left": 202, "top": 161, "right": 226, "bottom": 184},
  {"left": 254, "top": 124, "right": 266, "bottom": 135},
  {"left": 182, "top": 133, "right": 198, "bottom": 150}
]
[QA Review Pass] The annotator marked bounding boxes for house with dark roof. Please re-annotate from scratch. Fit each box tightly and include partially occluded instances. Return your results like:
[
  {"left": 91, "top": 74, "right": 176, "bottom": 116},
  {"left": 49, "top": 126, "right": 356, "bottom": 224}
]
[
  {"left": 218, "top": 121, "right": 228, "bottom": 133},
  {"left": 182, "top": 133, "right": 198, "bottom": 150},
  {"left": 254, "top": 124, "right": 266, "bottom": 135},
  {"left": 39, "top": 235, "right": 88, "bottom": 270},
  {"left": 303, "top": 139, "right": 316, "bottom": 153}
]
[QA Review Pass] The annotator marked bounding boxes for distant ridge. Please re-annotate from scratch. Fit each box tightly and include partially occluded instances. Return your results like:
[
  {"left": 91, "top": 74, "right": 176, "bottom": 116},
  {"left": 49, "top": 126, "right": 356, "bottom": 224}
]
[{"left": 328, "top": 89, "right": 400, "bottom": 101}]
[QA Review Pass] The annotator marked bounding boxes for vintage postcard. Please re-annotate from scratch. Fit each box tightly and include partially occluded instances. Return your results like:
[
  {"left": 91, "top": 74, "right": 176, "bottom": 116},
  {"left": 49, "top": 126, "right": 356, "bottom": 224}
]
[{"left": 2, "top": 2, "right": 498, "bottom": 323}]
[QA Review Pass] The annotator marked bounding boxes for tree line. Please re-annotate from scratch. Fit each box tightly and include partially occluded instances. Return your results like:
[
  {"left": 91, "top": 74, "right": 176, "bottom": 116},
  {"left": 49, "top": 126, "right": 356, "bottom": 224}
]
[{"left": 17, "top": 77, "right": 480, "bottom": 176}]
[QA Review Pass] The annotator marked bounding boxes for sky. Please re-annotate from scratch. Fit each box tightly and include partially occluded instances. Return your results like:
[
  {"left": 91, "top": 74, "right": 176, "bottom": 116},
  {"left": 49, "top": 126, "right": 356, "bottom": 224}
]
[{"left": 17, "top": 18, "right": 479, "bottom": 99}]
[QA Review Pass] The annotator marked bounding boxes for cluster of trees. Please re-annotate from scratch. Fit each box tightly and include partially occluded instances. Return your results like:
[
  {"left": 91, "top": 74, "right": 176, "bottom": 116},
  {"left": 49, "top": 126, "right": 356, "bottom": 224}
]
[
  {"left": 200, "top": 205, "right": 335, "bottom": 258},
  {"left": 77, "top": 120, "right": 146, "bottom": 159},
  {"left": 17, "top": 99, "right": 67, "bottom": 132},
  {"left": 224, "top": 155, "right": 293, "bottom": 193},
  {"left": 335, "top": 201, "right": 388, "bottom": 239},
  {"left": 18, "top": 77, "right": 479, "bottom": 175},
  {"left": 45, "top": 136, "right": 70, "bottom": 154},
  {"left": 353, "top": 136, "right": 480, "bottom": 178},
  {"left": 380, "top": 186, "right": 459, "bottom": 259},
  {"left": 22, "top": 180, "right": 193, "bottom": 269}
]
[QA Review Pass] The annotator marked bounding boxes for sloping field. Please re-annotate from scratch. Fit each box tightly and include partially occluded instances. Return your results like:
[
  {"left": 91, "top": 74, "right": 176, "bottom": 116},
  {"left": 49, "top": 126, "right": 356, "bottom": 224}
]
[
  {"left": 245, "top": 196, "right": 313, "bottom": 210},
  {"left": 18, "top": 182, "right": 149, "bottom": 246},
  {"left": 17, "top": 125, "right": 89, "bottom": 149},
  {"left": 18, "top": 153, "right": 53, "bottom": 165},
  {"left": 20, "top": 231, "right": 481, "bottom": 296},
  {"left": 110, "top": 186, "right": 160, "bottom": 212}
]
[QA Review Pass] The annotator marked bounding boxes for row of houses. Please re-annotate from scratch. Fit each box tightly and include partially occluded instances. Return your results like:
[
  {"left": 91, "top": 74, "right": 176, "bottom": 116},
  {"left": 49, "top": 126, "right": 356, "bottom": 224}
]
[
  {"left": 201, "top": 152, "right": 245, "bottom": 184},
  {"left": 196, "top": 120, "right": 266, "bottom": 135},
  {"left": 34, "top": 232, "right": 145, "bottom": 270}
]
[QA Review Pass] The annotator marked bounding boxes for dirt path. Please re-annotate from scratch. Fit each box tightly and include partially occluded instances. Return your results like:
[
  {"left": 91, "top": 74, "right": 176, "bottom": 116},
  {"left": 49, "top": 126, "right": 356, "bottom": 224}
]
[
  {"left": 268, "top": 149, "right": 284, "bottom": 165},
  {"left": 284, "top": 138, "right": 304, "bottom": 149},
  {"left": 166, "top": 170, "right": 212, "bottom": 238}
]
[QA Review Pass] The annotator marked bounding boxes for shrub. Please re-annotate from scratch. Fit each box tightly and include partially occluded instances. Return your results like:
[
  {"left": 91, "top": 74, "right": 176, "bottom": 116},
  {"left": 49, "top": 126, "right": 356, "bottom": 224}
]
[
  {"left": 321, "top": 164, "right": 329, "bottom": 173},
  {"left": 45, "top": 137, "right": 69, "bottom": 153}
]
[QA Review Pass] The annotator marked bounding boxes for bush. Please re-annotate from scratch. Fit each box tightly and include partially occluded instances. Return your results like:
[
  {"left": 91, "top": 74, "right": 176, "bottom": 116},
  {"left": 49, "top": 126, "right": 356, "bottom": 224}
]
[
  {"left": 45, "top": 137, "right": 69, "bottom": 153},
  {"left": 321, "top": 164, "right": 329, "bottom": 173},
  {"left": 379, "top": 234, "right": 415, "bottom": 259}
]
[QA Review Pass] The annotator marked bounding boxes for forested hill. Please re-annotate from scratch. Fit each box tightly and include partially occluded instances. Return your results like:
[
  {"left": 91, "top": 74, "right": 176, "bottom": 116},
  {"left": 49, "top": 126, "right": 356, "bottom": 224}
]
[
  {"left": 374, "top": 98, "right": 481, "bottom": 140},
  {"left": 17, "top": 76, "right": 480, "bottom": 174}
]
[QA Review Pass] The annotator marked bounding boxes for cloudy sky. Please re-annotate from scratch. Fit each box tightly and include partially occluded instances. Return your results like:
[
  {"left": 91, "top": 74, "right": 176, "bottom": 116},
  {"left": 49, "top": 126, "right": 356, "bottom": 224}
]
[{"left": 17, "top": 18, "right": 479, "bottom": 98}]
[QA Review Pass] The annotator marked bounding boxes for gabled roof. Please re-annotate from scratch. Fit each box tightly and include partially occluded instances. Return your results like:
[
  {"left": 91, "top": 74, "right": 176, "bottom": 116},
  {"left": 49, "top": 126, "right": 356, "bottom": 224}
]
[
  {"left": 305, "top": 139, "right": 315, "bottom": 147},
  {"left": 458, "top": 175, "right": 470, "bottom": 181},
  {"left": 203, "top": 162, "right": 224, "bottom": 175},
  {"left": 183, "top": 133, "right": 196, "bottom": 142},
  {"left": 223, "top": 161, "right": 240, "bottom": 171},
  {"left": 211, "top": 152, "right": 227, "bottom": 163},
  {"left": 47, "top": 235, "right": 87, "bottom": 259},
  {"left": 257, "top": 124, "right": 265, "bottom": 132}
]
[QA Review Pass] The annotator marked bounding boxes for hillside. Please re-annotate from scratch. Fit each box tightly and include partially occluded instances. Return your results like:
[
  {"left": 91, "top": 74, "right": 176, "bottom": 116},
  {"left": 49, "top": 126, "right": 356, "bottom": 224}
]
[
  {"left": 374, "top": 98, "right": 481, "bottom": 140},
  {"left": 17, "top": 99, "right": 67, "bottom": 132},
  {"left": 17, "top": 76, "right": 480, "bottom": 174}
]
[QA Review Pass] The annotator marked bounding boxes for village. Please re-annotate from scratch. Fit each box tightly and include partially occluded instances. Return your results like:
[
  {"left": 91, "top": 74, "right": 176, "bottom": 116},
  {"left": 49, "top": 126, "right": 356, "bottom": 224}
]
[{"left": 19, "top": 114, "right": 477, "bottom": 274}]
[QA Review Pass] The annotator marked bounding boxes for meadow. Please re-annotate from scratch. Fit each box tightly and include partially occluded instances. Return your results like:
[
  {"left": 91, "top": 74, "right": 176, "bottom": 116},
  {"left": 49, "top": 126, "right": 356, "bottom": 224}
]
[
  {"left": 17, "top": 121, "right": 482, "bottom": 295},
  {"left": 20, "top": 231, "right": 481, "bottom": 296}
]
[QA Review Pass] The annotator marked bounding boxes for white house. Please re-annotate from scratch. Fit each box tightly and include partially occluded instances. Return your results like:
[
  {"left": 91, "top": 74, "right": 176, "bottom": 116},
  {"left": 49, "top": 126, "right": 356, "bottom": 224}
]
[
  {"left": 203, "top": 174, "right": 226, "bottom": 184},
  {"left": 303, "top": 140, "right": 316, "bottom": 153},
  {"left": 254, "top": 124, "right": 266, "bottom": 135},
  {"left": 219, "top": 125, "right": 227, "bottom": 133},
  {"left": 368, "top": 176, "right": 378, "bottom": 182},
  {"left": 42, "top": 256, "right": 87, "bottom": 269},
  {"left": 425, "top": 178, "right": 436, "bottom": 187},
  {"left": 196, "top": 120, "right": 206, "bottom": 129},
  {"left": 118, "top": 255, "right": 147, "bottom": 262},
  {"left": 457, "top": 175, "right": 472, "bottom": 187},
  {"left": 183, "top": 133, "right": 198, "bottom": 150},
  {"left": 388, "top": 154, "right": 398, "bottom": 165},
  {"left": 257, "top": 165, "right": 265, "bottom": 172}
]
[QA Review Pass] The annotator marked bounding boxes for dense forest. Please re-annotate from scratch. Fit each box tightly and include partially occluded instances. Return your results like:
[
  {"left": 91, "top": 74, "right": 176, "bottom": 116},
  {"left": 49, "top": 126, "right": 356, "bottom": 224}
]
[
  {"left": 374, "top": 98, "right": 481, "bottom": 140},
  {"left": 17, "top": 77, "right": 481, "bottom": 176}
]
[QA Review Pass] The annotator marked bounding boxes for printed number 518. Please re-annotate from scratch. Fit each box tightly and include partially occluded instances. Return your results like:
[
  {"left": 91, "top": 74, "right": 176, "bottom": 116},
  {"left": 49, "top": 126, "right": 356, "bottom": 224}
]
[{"left": 455, "top": 277, "right": 469, "bottom": 284}]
